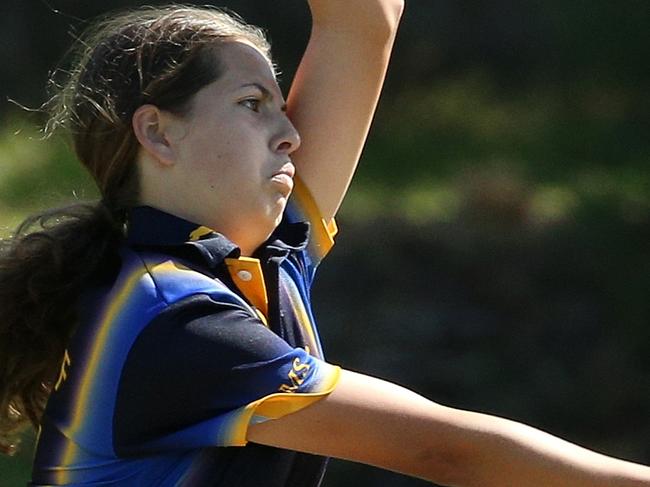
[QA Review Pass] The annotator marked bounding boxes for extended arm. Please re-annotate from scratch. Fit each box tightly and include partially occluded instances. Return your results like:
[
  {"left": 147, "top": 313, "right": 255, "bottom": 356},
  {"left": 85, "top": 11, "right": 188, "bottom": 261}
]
[
  {"left": 285, "top": 0, "right": 405, "bottom": 219},
  {"left": 248, "top": 369, "right": 650, "bottom": 487}
]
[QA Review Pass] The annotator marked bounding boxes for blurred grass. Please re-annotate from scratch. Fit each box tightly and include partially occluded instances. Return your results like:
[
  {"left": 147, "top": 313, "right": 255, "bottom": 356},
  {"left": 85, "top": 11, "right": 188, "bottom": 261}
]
[
  {"left": 0, "top": 432, "right": 36, "bottom": 486},
  {"left": 0, "top": 115, "right": 98, "bottom": 237},
  {"left": 0, "top": 72, "right": 648, "bottom": 484}
]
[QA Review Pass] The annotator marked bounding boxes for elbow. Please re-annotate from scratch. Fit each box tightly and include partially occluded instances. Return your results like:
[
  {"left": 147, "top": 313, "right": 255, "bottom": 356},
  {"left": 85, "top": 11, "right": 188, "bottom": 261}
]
[
  {"left": 374, "top": 0, "right": 405, "bottom": 38},
  {"left": 404, "top": 406, "right": 481, "bottom": 487},
  {"left": 387, "top": 0, "right": 405, "bottom": 27},
  {"left": 411, "top": 444, "right": 473, "bottom": 487}
]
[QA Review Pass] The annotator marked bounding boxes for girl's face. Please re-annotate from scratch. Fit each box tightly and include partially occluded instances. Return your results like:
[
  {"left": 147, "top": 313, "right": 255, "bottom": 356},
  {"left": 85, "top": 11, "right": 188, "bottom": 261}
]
[{"left": 164, "top": 40, "right": 301, "bottom": 255}]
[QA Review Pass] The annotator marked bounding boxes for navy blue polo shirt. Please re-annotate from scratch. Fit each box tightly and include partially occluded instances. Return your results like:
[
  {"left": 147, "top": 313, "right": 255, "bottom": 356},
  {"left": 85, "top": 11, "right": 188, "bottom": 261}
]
[{"left": 31, "top": 177, "right": 340, "bottom": 486}]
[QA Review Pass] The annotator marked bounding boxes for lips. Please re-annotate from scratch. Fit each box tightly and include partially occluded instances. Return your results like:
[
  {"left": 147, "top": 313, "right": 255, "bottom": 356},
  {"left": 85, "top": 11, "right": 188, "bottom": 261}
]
[
  {"left": 273, "top": 161, "right": 296, "bottom": 179},
  {"left": 271, "top": 161, "right": 295, "bottom": 196}
]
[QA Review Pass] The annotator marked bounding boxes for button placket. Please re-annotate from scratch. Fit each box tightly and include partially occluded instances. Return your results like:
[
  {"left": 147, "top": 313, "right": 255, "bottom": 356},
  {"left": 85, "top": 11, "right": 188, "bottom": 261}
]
[{"left": 224, "top": 257, "right": 269, "bottom": 324}]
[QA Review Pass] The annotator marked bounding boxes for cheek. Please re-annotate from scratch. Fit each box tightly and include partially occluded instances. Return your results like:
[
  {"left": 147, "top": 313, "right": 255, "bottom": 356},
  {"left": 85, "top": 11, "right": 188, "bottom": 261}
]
[
  {"left": 179, "top": 118, "right": 263, "bottom": 190},
  {"left": 182, "top": 131, "right": 233, "bottom": 174}
]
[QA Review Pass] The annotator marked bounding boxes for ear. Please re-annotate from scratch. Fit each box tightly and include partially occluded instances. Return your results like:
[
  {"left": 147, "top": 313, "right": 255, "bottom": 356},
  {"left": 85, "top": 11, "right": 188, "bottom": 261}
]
[{"left": 132, "top": 104, "right": 177, "bottom": 166}]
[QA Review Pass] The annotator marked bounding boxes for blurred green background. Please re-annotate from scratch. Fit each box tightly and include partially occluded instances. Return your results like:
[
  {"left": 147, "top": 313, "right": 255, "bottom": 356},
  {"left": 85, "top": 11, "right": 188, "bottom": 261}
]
[{"left": 1, "top": 0, "right": 649, "bottom": 485}]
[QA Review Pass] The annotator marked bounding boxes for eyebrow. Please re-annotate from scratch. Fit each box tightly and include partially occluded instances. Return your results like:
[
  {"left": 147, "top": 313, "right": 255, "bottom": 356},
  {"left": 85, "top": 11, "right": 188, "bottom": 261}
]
[{"left": 238, "top": 82, "right": 287, "bottom": 112}]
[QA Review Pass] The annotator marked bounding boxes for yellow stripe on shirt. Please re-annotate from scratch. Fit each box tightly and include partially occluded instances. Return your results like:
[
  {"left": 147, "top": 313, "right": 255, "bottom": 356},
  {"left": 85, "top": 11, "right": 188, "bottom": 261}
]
[{"left": 291, "top": 175, "right": 338, "bottom": 262}]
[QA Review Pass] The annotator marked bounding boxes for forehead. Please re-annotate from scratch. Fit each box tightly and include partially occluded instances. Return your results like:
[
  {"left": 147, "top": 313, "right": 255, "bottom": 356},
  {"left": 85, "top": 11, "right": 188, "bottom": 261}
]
[{"left": 214, "top": 40, "right": 279, "bottom": 91}]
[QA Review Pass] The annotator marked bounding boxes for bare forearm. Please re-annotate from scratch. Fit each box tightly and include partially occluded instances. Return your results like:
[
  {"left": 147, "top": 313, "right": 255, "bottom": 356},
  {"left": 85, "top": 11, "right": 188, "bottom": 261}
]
[
  {"left": 307, "top": 0, "right": 404, "bottom": 35},
  {"left": 436, "top": 408, "right": 650, "bottom": 487},
  {"left": 335, "top": 381, "right": 650, "bottom": 486}
]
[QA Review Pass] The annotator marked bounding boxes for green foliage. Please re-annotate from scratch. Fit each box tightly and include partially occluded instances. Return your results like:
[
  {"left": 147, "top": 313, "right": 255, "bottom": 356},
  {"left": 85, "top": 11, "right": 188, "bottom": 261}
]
[{"left": 341, "top": 72, "right": 649, "bottom": 228}]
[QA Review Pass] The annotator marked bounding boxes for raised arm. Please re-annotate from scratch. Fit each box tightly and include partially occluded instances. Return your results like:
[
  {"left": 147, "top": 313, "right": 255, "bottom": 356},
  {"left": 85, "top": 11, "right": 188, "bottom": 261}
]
[
  {"left": 248, "top": 369, "right": 650, "bottom": 487},
  {"left": 285, "top": 0, "right": 405, "bottom": 219}
]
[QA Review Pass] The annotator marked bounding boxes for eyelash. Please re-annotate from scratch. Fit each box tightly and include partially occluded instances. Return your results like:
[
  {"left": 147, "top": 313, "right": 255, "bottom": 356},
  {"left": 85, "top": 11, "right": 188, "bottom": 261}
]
[
  {"left": 241, "top": 97, "right": 288, "bottom": 115},
  {"left": 241, "top": 98, "right": 262, "bottom": 111}
]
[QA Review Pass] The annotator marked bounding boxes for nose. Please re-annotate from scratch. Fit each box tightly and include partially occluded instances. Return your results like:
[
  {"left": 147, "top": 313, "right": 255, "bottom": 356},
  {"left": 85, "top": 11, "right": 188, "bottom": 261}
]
[{"left": 274, "top": 117, "right": 301, "bottom": 154}]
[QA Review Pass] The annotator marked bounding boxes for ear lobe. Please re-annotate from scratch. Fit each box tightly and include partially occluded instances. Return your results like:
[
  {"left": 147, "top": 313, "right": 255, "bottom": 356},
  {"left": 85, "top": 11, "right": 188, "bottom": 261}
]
[{"left": 132, "top": 104, "right": 176, "bottom": 166}]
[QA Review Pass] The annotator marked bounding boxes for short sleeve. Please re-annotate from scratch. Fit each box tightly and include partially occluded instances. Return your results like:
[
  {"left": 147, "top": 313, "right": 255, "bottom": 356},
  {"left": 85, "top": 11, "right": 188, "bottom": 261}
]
[
  {"left": 113, "top": 294, "right": 340, "bottom": 457},
  {"left": 284, "top": 174, "right": 339, "bottom": 270}
]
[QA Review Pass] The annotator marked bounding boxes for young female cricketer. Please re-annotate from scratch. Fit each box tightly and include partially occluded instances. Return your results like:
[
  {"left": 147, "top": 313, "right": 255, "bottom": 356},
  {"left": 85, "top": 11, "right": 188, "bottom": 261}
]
[{"left": 0, "top": 2, "right": 648, "bottom": 486}]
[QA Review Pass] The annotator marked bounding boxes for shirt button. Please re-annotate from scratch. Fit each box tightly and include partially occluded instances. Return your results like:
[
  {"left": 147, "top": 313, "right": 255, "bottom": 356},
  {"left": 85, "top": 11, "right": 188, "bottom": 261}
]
[{"left": 237, "top": 270, "right": 253, "bottom": 282}]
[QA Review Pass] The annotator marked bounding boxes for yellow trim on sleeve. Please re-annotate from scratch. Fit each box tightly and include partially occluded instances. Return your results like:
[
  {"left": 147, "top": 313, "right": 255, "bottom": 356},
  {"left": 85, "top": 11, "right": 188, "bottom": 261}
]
[
  {"left": 292, "top": 175, "right": 338, "bottom": 261},
  {"left": 226, "top": 364, "right": 341, "bottom": 446},
  {"left": 326, "top": 218, "right": 338, "bottom": 239}
]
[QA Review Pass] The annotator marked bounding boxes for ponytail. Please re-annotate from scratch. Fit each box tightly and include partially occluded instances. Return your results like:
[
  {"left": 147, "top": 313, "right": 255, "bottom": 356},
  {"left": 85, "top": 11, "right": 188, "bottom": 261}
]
[{"left": 0, "top": 202, "right": 124, "bottom": 454}]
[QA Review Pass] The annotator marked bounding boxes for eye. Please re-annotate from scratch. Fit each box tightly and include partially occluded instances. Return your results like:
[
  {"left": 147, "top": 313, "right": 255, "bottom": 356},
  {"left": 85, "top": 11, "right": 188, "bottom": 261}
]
[{"left": 241, "top": 98, "right": 261, "bottom": 111}]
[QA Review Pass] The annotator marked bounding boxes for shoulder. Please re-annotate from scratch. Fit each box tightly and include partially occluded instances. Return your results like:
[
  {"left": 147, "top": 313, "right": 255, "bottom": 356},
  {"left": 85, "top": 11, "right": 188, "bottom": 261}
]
[
  {"left": 118, "top": 246, "right": 253, "bottom": 312},
  {"left": 73, "top": 246, "right": 259, "bottom": 349}
]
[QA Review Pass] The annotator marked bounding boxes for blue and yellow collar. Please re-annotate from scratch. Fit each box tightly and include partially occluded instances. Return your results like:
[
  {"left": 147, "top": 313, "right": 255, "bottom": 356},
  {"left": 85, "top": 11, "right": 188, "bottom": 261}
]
[{"left": 125, "top": 206, "right": 310, "bottom": 267}]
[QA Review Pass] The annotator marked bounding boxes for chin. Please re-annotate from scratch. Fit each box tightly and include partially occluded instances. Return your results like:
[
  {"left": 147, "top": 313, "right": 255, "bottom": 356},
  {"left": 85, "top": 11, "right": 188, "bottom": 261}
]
[
  {"left": 269, "top": 196, "right": 288, "bottom": 217},
  {"left": 273, "top": 212, "right": 284, "bottom": 228}
]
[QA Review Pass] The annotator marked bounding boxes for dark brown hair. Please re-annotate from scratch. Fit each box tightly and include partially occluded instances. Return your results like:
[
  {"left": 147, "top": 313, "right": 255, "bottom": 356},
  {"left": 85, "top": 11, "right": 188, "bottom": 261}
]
[{"left": 0, "top": 4, "right": 274, "bottom": 454}]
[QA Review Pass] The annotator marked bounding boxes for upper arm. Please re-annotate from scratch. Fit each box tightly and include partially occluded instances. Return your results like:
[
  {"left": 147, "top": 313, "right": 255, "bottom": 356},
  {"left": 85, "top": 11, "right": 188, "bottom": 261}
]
[
  {"left": 286, "top": 12, "right": 404, "bottom": 219},
  {"left": 247, "top": 368, "right": 462, "bottom": 484},
  {"left": 113, "top": 295, "right": 339, "bottom": 455}
]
